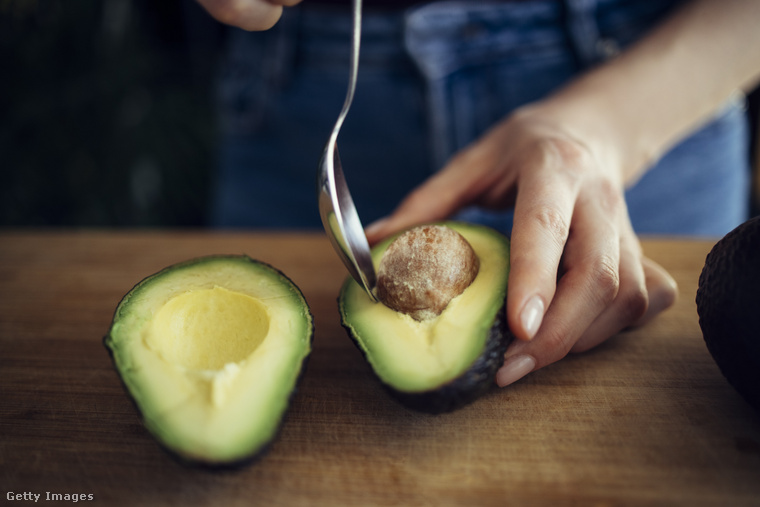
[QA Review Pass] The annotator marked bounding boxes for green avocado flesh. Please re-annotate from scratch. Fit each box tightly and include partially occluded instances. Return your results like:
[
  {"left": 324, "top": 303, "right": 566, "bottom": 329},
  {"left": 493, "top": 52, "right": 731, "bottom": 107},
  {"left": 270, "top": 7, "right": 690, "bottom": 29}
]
[
  {"left": 339, "top": 222, "right": 511, "bottom": 412},
  {"left": 104, "top": 255, "right": 313, "bottom": 466}
]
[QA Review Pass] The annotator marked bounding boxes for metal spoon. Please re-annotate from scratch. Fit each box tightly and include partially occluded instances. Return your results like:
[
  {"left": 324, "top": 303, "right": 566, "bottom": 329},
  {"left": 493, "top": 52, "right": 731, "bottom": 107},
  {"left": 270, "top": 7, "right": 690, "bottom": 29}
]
[{"left": 316, "top": 0, "right": 377, "bottom": 301}]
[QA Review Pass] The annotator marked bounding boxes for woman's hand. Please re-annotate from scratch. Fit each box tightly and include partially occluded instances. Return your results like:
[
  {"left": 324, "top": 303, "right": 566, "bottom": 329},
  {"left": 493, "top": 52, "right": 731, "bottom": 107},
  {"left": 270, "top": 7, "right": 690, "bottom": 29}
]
[
  {"left": 196, "top": 0, "right": 302, "bottom": 31},
  {"left": 365, "top": 0, "right": 760, "bottom": 387},
  {"left": 365, "top": 104, "right": 678, "bottom": 386}
]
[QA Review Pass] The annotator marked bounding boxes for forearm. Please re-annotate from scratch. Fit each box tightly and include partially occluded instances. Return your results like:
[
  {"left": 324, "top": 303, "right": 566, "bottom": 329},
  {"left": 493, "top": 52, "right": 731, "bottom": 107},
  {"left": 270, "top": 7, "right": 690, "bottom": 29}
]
[{"left": 536, "top": 0, "right": 760, "bottom": 185}]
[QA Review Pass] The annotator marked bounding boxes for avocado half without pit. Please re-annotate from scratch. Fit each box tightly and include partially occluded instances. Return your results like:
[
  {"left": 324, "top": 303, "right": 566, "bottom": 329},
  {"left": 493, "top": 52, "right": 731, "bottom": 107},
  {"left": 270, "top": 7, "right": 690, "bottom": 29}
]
[
  {"left": 104, "top": 255, "right": 313, "bottom": 467},
  {"left": 339, "top": 222, "right": 513, "bottom": 413}
]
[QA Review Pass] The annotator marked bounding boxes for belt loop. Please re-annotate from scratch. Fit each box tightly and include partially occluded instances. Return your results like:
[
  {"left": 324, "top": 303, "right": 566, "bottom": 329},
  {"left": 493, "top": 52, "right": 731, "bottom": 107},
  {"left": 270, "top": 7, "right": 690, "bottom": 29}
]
[{"left": 563, "top": 0, "right": 602, "bottom": 68}]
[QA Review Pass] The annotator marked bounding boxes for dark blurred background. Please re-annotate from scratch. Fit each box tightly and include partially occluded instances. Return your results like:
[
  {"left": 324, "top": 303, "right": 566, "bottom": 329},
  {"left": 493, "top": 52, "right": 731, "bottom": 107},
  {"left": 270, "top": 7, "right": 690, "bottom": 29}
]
[
  {"left": 1, "top": 0, "right": 222, "bottom": 227},
  {"left": 1, "top": 0, "right": 759, "bottom": 228}
]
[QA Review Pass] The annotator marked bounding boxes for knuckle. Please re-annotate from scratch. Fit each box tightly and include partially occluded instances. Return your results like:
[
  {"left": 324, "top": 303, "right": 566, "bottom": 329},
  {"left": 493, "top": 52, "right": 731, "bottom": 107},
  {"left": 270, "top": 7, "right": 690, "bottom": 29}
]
[
  {"left": 588, "top": 255, "right": 620, "bottom": 304},
  {"left": 618, "top": 284, "right": 649, "bottom": 323},
  {"left": 555, "top": 137, "right": 589, "bottom": 166},
  {"left": 531, "top": 205, "right": 570, "bottom": 246},
  {"left": 535, "top": 137, "right": 591, "bottom": 181},
  {"left": 596, "top": 178, "right": 625, "bottom": 216},
  {"left": 538, "top": 327, "right": 574, "bottom": 366}
]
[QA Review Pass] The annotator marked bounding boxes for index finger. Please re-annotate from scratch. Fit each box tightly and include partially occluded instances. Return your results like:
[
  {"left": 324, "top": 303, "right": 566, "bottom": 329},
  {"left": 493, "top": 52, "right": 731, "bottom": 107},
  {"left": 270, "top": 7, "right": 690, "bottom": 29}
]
[{"left": 506, "top": 140, "right": 582, "bottom": 342}]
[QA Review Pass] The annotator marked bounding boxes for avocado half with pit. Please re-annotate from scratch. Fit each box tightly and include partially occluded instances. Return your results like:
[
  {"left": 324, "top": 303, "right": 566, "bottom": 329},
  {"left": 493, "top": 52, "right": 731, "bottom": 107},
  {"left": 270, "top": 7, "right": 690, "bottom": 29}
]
[
  {"left": 338, "top": 222, "right": 513, "bottom": 413},
  {"left": 104, "top": 255, "right": 313, "bottom": 467}
]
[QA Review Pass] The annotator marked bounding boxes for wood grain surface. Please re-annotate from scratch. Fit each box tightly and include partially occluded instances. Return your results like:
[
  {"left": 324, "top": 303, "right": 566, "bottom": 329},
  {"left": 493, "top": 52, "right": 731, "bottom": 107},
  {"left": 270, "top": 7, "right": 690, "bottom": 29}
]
[{"left": 1, "top": 230, "right": 759, "bottom": 506}]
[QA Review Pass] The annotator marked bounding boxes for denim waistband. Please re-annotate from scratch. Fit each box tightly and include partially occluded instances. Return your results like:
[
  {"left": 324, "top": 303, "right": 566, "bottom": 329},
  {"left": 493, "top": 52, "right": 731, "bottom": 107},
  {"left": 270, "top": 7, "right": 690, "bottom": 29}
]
[
  {"left": 404, "top": 1, "right": 566, "bottom": 79},
  {"left": 404, "top": 0, "right": 683, "bottom": 78},
  {"left": 218, "top": 0, "right": 683, "bottom": 136},
  {"left": 222, "top": 0, "right": 683, "bottom": 81},
  {"left": 292, "top": 0, "right": 682, "bottom": 76}
]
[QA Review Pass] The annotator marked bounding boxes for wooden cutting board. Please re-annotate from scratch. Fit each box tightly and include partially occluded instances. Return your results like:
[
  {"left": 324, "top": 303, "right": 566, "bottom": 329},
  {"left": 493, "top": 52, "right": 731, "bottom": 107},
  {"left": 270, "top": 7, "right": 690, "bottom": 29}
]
[{"left": 1, "top": 231, "right": 759, "bottom": 506}]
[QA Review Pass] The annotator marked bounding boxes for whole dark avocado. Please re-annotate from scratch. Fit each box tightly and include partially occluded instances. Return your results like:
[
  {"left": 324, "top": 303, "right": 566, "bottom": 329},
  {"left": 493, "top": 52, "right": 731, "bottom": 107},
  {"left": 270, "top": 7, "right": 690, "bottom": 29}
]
[{"left": 696, "top": 215, "right": 760, "bottom": 411}]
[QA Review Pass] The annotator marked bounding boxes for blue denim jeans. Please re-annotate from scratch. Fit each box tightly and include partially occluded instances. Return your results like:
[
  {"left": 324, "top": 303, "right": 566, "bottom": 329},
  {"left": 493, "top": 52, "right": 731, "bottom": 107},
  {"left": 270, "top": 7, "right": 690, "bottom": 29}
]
[{"left": 213, "top": 0, "right": 750, "bottom": 236}]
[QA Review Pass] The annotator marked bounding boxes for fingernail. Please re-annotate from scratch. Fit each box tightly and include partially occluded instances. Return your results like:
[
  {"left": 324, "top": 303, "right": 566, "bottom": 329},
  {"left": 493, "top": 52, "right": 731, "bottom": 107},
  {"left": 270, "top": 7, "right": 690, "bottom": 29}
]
[
  {"left": 521, "top": 295, "right": 544, "bottom": 340},
  {"left": 496, "top": 355, "right": 536, "bottom": 387}
]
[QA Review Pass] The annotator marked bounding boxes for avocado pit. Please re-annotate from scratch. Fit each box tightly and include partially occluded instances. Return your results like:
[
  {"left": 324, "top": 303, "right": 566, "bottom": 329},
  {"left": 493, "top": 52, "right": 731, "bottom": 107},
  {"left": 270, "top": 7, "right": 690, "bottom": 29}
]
[{"left": 376, "top": 224, "right": 480, "bottom": 321}]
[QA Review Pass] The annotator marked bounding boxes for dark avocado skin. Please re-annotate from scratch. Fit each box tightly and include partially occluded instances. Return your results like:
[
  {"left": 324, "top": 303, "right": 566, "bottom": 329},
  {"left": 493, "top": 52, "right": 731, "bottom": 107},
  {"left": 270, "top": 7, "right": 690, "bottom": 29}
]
[
  {"left": 103, "top": 254, "right": 314, "bottom": 469},
  {"left": 696, "top": 215, "right": 760, "bottom": 411},
  {"left": 340, "top": 298, "right": 513, "bottom": 414}
]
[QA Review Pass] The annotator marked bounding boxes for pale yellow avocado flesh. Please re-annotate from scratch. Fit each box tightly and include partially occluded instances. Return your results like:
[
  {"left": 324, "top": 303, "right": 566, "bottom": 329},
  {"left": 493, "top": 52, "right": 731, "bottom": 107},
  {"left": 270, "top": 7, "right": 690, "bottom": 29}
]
[
  {"left": 147, "top": 287, "right": 270, "bottom": 372},
  {"left": 106, "top": 257, "right": 312, "bottom": 464},
  {"left": 340, "top": 222, "right": 510, "bottom": 392}
]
